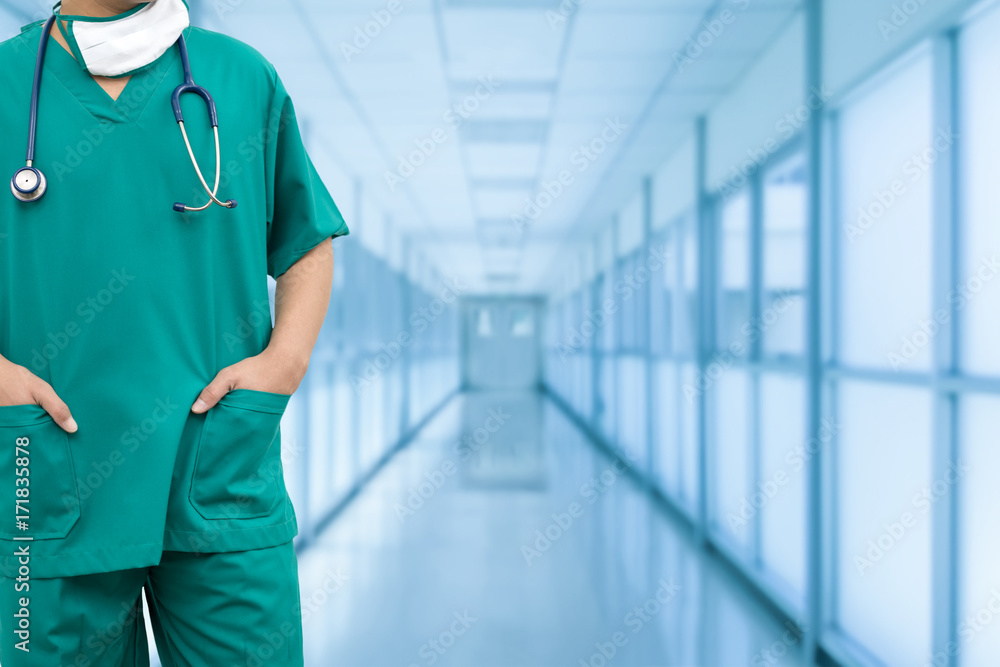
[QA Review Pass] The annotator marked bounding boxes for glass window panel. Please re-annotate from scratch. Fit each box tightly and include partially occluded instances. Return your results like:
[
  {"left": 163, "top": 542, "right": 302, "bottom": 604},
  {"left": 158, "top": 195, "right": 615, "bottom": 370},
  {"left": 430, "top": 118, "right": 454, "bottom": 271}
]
[
  {"left": 545, "top": 306, "right": 558, "bottom": 351},
  {"left": 477, "top": 308, "right": 493, "bottom": 337},
  {"left": 333, "top": 373, "right": 354, "bottom": 495},
  {"left": 762, "top": 153, "right": 807, "bottom": 357},
  {"left": 838, "top": 53, "right": 934, "bottom": 372},
  {"left": 708, "top": 594, "right": 757, "bottom": 666},
  {"left": 650, "top": 229, "right": 673, "bottom": 357},
  {"left": 653, "top": 360, "right": 680, "bottom": 498},
  {"left": 574, "top": 355, "right": 592, "bottom": 419},
  {"left": 634, "top": 252, "right": 651, "bottom": 352},
  {"left": 718, "top": 191, "right": 752, "bottom": 349},
  {"left": 307, "top": 370, "right": 333, "bottom": 515},
  {"left": 683, "top": 217, "right": 698, "bottom": 291},
  {"left": 599, "top": 276, "right": 616, "bottom": 352},
  {"left": 510, "top": 307, "right": 534, "bottom": 337},
  {"left": 960, "top": 394, "right": 1000, "bottom": 664},
  {"left": 759, "top": 374, "right": 807, "bottom": 602},
  {"left": 409, "top": 358, "right": 423, "bottom": 424},
  {"left": 959, "top": 5, "right": 1000, "bottom": 375},
  {"left": 710, "top": 369, "right": 752, "bottom": 550},
  {"left": 836, "top": 381, "right": 932, "bottom": 665},
  {"left": 580, "top": 284, "right": 594, "bottom": 355},
  {"left": 359, "top": 377, "right": 384, "bottom": 468},
  {"left": 619, "top": 258, "right": 637, "bottom": 350},
  {"left": 632, "top": 255, "right": 642, "bottom": 350},
  {"left": 680, "top": 363, "right": 701, "bottom": 515},
  {"left": 599, "top": 357, "right": 616, "bottom": 440},
  {"left": 675, "top": 216, "right": 699, "bottom": 357},
  {"left": 618, "top": 357, "right": 647, "bottom": 469}
]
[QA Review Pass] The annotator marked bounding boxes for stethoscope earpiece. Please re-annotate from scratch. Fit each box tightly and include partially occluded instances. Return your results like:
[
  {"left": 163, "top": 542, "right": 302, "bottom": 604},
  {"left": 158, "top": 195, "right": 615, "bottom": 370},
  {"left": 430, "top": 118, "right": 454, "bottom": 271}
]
[
  {"left": 173, "top": 199, "right": 237, "bottom": 213},
  {"left": 10, "top": 166, "right": 46, "bottom": 203}
]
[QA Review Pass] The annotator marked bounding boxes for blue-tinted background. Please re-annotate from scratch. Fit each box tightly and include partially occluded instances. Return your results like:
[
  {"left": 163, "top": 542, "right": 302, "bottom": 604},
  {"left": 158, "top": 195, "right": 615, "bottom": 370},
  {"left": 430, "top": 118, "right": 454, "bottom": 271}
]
[{"left": 3, "top": 0, "right": 998, "bottom": 665}]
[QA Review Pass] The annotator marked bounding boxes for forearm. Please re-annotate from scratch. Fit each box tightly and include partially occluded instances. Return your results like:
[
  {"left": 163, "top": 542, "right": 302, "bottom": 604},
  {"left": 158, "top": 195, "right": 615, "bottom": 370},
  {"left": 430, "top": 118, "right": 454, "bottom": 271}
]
[
  {"left": 265, "top": 239, "right": 335, "bottom": 384},
  {"left": 190, "top": 239, "right": 335, "bottom": 412}
]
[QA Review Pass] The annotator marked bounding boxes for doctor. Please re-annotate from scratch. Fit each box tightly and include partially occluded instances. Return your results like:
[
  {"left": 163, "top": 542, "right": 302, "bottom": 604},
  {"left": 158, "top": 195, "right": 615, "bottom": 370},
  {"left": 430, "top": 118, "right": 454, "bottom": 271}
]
[{"left": 0, "top": 0, "right": 348, "bottom": 665}]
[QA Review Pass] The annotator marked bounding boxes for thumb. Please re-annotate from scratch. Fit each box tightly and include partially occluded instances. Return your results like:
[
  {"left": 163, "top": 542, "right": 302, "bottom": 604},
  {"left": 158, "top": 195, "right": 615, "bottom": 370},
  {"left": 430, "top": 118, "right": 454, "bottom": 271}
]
[
  {"left": 191, "top": 372, "right": 235, "bottom": 414},
  {"left": 33, "top": 382, "right": 78, "bottom": 434}
]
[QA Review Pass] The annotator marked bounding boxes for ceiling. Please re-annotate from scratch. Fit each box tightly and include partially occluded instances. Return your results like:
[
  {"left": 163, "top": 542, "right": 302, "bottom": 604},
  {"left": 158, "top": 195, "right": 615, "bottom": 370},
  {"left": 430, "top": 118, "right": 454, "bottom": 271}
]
[{"left": 2, "top": 0, "right": 802, "bottom": 294}]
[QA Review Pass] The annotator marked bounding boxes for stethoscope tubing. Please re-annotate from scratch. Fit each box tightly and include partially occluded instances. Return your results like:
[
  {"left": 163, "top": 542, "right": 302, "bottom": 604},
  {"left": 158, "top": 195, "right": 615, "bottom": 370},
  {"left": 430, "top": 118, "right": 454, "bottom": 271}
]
[
  {"left": 26, "top": 15, "right": 57, "bottom": 166},
  {"left": 177, "top": 122, "right": 226, "bottom": 211},
  {"left": 172, "top": 33, "right": 233, "bottom": 211},
  {"left": 15, "top": 14, "right": 235, "bottom": 212}
]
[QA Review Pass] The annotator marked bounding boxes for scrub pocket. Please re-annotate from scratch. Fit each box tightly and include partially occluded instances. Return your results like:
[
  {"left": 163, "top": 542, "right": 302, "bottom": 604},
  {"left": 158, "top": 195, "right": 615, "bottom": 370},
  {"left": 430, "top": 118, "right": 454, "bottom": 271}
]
[
  {"left": 189, "top": 389, "right": 291, "bottom": 521},
  {"left": 0, "top": 405, "right": 81, "bottom": 540}
]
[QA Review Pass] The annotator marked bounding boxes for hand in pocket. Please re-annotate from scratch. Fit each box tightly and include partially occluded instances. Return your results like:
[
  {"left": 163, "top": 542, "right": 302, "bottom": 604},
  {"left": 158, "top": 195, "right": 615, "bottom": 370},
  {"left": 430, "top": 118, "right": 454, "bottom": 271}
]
[
  {"left": 190, "top": 350, "right": 299, "bottom": 415},
  {"left": 0, "top": 356, "right": 77, "bottom": 433}
]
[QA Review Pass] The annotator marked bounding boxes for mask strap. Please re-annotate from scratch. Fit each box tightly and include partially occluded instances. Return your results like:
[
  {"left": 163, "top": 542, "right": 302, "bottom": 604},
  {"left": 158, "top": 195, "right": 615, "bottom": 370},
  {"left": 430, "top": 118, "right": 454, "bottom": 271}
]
[
  {"left": 52, "top": 13, "right": 88, "bottom": 68},
  {"left": 54, "top": 13, "right": 68, "bottom": 41}
]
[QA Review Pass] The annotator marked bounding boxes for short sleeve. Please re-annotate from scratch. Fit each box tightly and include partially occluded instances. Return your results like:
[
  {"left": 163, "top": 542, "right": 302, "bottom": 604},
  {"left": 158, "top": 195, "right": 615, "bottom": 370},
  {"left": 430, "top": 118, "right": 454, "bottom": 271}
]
[{"left": 264, "top": 73, "right": 349, "bottom": 279}]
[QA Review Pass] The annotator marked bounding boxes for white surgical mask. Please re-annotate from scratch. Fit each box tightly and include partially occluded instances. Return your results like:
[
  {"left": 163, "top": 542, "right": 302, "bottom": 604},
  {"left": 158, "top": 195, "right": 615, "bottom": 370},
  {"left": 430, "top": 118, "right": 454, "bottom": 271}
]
[{"left": 55, "top": 0, "right": 190, "bottom": 78}]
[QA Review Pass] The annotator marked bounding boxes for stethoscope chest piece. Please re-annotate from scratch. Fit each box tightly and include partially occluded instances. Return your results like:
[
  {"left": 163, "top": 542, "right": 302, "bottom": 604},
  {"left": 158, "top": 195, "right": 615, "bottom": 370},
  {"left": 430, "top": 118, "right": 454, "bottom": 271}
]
[
  {"left": 10, "top": 167, "right": 46, "bottom": 203},
  {"left": 12, "top": 15, "right": 235, "bottom": 213}
]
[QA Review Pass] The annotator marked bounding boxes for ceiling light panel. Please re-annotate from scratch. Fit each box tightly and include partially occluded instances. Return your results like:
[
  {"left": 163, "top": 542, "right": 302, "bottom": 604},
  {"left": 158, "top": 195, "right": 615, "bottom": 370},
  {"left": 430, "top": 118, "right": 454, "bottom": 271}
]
[
  {"left": 443, "top": 9, "right": 563, "bottom": 81},
  {"left": 474, "top": 187, "right": 533, "bottom": 219},
  {"left": 459, "top": 119, "right": 549, "bottom": 143},
  {"left": 569, "top": 10, "right": 703, "bottom": 59}
]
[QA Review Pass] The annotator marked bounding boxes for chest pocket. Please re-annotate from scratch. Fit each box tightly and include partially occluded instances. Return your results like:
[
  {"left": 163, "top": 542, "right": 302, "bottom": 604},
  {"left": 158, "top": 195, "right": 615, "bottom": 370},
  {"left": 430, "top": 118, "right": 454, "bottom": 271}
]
[
  {"left": 189, "top": 389, "right": 291, "bottom": 521},
  {"left": 0, "top": 405, "right": 81, "bottom": 540}
]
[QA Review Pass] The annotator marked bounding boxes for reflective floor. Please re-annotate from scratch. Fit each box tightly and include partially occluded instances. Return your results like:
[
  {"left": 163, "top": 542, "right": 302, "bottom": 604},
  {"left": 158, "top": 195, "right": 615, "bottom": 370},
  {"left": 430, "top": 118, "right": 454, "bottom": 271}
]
[{"left": 297, "top": 391, "right": 811, "bottom": 667}]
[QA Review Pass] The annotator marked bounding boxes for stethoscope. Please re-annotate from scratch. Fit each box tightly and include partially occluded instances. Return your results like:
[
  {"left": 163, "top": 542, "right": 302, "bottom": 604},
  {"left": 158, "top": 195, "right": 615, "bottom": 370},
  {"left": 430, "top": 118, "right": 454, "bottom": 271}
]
[{"left": 10, "top": 15, "right": 237, "bottom": 212}]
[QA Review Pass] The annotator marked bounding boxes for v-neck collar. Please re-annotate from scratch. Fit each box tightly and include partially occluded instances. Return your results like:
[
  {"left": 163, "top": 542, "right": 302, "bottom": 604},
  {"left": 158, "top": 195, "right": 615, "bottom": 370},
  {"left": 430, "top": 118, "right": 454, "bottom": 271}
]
[{"left": 42, "top": 24, "right": 179, "bottom": 125}]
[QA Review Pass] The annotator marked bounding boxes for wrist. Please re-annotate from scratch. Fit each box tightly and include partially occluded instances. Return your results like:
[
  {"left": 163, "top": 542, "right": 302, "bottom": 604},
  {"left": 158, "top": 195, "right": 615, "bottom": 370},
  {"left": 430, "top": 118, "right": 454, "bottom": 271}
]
[{"left": 262, "top": 345, "right": 310, "bottom": 385}]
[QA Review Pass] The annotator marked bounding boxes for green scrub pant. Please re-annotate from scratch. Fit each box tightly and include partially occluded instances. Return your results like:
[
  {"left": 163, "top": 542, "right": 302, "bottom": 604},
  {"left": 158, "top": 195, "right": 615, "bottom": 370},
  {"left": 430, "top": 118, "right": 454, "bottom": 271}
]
[{"left": 0, "top": 542, "right": 303, "bottom": 666}]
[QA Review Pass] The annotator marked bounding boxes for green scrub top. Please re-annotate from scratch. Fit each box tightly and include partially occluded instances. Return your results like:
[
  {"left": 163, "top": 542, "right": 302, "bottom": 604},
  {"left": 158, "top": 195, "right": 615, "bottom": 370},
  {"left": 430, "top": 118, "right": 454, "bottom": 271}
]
[{"left": 0, "top": 23, "right": 349, "bottom": 579}]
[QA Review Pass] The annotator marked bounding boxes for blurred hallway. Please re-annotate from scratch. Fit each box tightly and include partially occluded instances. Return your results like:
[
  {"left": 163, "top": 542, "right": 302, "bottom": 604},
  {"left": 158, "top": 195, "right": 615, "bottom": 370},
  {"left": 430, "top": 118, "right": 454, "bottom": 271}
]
[{"left": 298, "top": 392, "right": 808, "bottom": 667}]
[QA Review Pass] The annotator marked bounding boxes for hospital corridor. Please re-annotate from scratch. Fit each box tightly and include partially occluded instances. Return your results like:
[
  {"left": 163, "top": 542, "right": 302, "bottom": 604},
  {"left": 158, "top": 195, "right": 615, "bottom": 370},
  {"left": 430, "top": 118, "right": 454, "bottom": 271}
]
[{"left": 3, "top": 0, "right": 1000, "bottom": 665}]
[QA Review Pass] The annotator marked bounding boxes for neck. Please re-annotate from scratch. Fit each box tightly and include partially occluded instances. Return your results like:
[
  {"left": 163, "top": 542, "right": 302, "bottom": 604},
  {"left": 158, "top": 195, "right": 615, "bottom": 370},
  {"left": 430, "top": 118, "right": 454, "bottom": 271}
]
[{"left": 59, "top": 1, "right": 140, "bottom": 17}]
